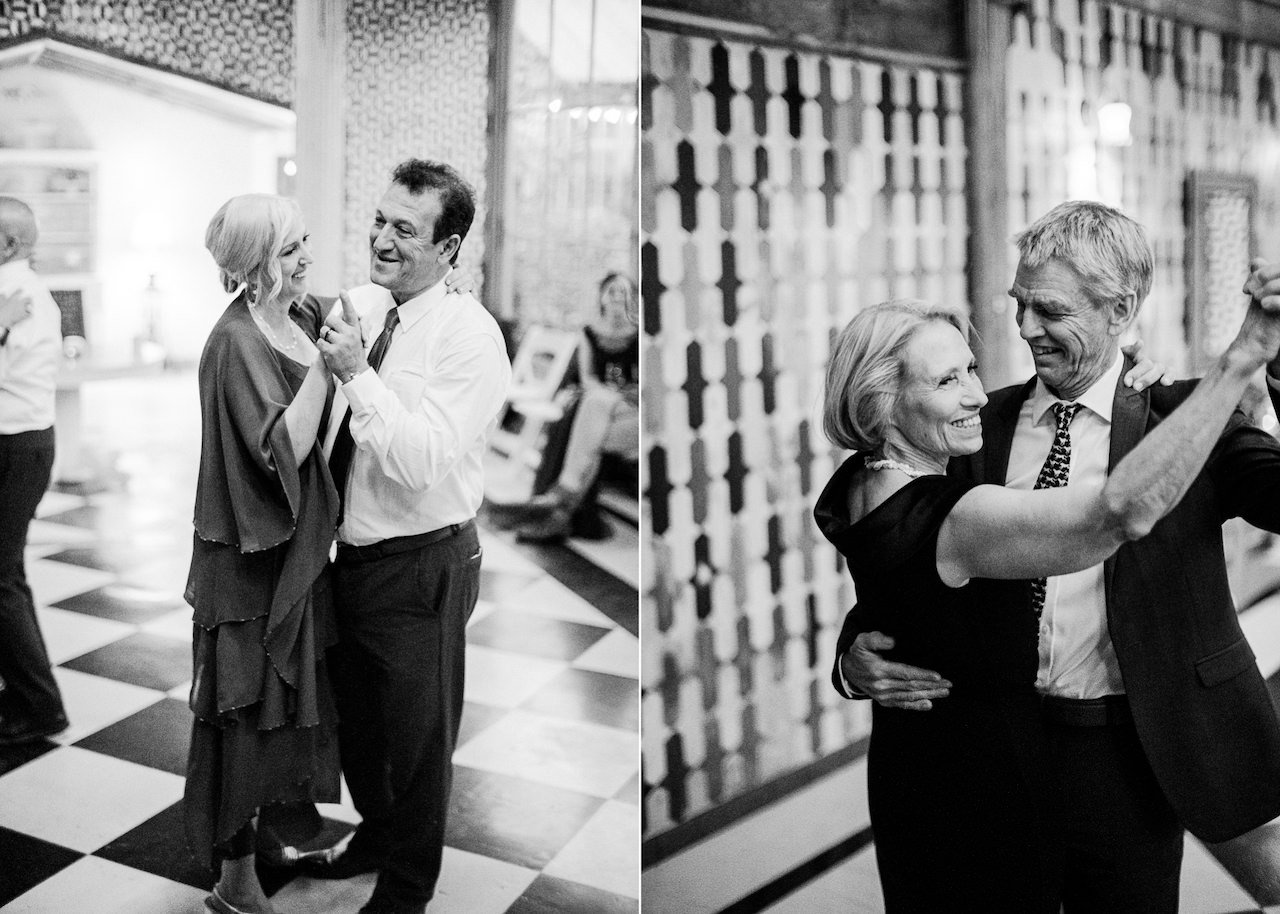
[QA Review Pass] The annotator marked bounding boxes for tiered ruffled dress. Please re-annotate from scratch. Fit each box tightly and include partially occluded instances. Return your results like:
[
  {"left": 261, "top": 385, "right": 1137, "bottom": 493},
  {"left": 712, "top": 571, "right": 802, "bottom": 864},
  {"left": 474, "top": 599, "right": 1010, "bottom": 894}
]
[{"left": 184, "top": 293, "right": 341, "bottom": 869}]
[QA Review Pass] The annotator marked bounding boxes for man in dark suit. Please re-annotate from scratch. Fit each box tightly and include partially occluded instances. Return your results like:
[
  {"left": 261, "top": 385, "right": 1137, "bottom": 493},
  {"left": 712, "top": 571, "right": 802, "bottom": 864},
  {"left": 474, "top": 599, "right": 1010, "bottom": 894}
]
[{"left": 832, "top": 200, "right": 1280, "bottom": 913}]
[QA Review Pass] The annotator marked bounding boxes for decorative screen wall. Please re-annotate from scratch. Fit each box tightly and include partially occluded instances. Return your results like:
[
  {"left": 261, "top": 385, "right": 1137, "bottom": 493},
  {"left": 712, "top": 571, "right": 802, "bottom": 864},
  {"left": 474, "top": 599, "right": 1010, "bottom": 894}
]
[
  {"left": 3, "top": 0, "right": 295, "bottom": 105},
  {"left": 501, "top": 0, "right": 638, "bottom": 328},
  {"left": 342, "top": 0, "right": 491, "bottom": 289},
  {"left": 640, "top": 25, "right": 969, "bottom": 838},
  {"left": 1004, "top": 0, "right": 1280, "bottom": 381}
]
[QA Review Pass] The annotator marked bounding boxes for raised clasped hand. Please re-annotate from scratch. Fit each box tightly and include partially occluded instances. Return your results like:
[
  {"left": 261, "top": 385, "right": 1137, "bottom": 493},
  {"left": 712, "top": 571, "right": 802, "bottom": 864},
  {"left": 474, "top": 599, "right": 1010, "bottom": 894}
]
[
  {"left": 0, "top": 290, "right": 33, "bottom": 330},
  {"left": 316, "top": 290, "right": 368, "bottom": 381},
  {"left": 1237, "top": 259, "right": 1280, "bottom": 368}
]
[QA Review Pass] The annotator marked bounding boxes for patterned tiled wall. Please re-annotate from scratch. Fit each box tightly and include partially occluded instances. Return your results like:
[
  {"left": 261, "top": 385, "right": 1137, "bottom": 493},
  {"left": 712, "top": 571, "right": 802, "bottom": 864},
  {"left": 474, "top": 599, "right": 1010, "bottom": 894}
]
[
  {"left": 1004, "top": 0, "right": 1280, "bottom": 380},
  {"left": 640, "top": 26, "right": 969, "bottom": 837},
  {"left": 342, "top": 0, "right": 490, "bottom": 288},
  {"left": 2, "top": 0, "right": 295, "bottom": 105}
]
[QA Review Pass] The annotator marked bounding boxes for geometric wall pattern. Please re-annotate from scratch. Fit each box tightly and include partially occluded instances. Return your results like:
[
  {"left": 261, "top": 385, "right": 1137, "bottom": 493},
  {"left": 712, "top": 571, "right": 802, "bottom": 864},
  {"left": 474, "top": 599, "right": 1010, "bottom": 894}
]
[
  {"left": 341, "top": 0, "right": 491, "bottom": 288},
  {"left": 640, "top": 25, "right": 969, "bottom": 839},
  {"left": 1004, "top": 0, "right": 1280, "bottom": 382},
  {"left": 4, "top": 0, "right": 295, "bottom": 106}
]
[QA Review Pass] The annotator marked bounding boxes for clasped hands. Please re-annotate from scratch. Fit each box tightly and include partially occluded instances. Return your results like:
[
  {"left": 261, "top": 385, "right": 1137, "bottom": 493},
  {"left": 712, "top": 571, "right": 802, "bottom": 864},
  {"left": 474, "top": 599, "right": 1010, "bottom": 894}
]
[
  {"left": 313, "top": 269, "right": 474, "bottom": 382},
  {"left": 1240, "top": 258, "right": 1280, "bottom": 370},
  {"left": 0, "top": 290, "right": 33, "bottom": 332},
  {"left": 315, "top": 291, "right": 366, "bottom": 383}
]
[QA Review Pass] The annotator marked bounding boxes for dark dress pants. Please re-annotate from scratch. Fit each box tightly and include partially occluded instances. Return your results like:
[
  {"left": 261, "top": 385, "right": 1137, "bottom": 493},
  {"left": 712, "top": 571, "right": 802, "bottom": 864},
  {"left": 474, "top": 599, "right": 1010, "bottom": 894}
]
[
  {"left": 0, "top": 426, "right": 65, "bottom": 725},
  {"left": 330, "top": 524, "right": 481, "bottom": 904},
  {"left": 1050, "top": 705, "right": 1183, "bottom": 913}
]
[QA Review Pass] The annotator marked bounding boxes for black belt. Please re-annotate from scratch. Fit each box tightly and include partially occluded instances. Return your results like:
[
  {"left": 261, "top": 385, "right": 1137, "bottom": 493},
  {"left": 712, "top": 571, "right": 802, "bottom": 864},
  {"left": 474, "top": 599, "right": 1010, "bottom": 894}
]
[
  {"left": 336, "top": 519, "right": 474, "bottom": 564},
  {"left": 1041, "top": 694, "right": 1131, "bottom": 727},
  {"left": 0, "top": 426, "right": 54, "bottom": 446}
]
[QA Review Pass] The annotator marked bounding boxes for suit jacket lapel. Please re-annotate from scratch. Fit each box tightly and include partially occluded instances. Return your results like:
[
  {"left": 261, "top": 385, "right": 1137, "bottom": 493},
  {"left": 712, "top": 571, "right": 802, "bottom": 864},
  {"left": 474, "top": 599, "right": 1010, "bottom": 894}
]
[
  {"left": 1104, "top": 356, "right": 1150, "bottom": 595},
  {"left": 981, "top": 377, "right": 1036, "bottom": 485}
]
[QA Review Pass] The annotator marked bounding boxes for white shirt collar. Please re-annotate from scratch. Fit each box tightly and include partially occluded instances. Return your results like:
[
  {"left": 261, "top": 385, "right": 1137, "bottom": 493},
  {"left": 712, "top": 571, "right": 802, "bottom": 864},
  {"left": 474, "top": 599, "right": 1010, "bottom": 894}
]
[
  {"left": 0, "top": 258, "right": 34, "bottom": 285},
  {"left": 373, "top": 272, "right": 451, "bottom": 334},
  {"left": 1028, "top": 352, "right": 1124, "bottom": 427}
]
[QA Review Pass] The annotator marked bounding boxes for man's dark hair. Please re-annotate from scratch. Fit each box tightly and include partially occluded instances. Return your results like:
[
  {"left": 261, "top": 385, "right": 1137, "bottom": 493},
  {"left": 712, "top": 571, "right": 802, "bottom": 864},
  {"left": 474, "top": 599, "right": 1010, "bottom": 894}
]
[{"left": 391, "top": 159, "right": 475, "bottom": 265}]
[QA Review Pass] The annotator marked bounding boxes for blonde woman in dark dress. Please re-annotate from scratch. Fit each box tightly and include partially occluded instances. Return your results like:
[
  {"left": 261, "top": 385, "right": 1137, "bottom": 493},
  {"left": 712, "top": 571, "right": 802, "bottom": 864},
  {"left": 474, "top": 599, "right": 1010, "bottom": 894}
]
[
  {"left": 813, "top": 280, "right": 1280, "bottom": 912},
  {"left": 187, "top": 194, "right": 340, "bottom": 914}
]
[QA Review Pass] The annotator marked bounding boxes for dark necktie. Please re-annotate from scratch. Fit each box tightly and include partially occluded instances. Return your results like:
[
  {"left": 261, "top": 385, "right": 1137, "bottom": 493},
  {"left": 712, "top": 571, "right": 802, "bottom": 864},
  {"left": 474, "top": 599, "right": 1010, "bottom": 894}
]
[
  {"left": 328, "top": 306, "right": 400, "bottom": 511},
  {"left": 1029, "top": 401, "right": 1081, "bottom": 616}
]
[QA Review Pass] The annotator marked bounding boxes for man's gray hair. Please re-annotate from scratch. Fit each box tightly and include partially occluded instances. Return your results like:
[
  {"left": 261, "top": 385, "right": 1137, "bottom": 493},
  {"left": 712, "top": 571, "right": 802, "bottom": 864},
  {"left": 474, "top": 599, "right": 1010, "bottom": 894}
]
[{"left": 1014, "top": 200, "right": 1153, "bottom": 310}]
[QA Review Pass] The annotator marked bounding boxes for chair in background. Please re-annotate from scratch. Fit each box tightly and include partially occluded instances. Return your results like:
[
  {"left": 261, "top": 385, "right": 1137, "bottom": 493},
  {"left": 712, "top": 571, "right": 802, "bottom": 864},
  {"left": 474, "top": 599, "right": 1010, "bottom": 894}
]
[{"left": 489, "top": 324, "right": 580, "bottom": 474}]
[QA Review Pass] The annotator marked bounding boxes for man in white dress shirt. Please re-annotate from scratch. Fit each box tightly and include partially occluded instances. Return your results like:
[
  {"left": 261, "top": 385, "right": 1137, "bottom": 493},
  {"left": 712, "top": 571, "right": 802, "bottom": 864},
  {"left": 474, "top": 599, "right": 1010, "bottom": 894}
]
[
  {"left": 304, "top": 160, "right": 511, "bottom": 914},
  {"left": 833, "top": 201, "right": 1280, "bottom": 912},
  {"left": 0, "top": 196, "right": 69, "bottom": 747}
]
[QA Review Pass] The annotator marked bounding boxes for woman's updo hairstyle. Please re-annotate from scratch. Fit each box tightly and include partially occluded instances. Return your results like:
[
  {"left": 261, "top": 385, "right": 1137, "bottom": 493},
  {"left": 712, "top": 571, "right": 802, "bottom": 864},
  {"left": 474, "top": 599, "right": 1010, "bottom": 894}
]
[
  {"left": 822, "top": 299, "right": 967, "bottom": 453},
  {"left": 204, "top": 194, "right": 302, "bottom": 305}
]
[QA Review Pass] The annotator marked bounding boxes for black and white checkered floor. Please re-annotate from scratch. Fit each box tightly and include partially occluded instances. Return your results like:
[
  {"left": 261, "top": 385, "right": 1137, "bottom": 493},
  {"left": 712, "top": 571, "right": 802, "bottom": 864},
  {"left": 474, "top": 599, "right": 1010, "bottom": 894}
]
[{"left": 0, "top": 372, "right": 639, "bottom": 913}]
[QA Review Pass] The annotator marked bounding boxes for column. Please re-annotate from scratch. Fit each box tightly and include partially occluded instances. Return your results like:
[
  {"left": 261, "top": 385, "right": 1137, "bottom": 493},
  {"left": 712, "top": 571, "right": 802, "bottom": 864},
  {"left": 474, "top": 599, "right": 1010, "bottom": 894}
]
[{"left": 295, "top": 0, "right": 347, "bottom": 297}]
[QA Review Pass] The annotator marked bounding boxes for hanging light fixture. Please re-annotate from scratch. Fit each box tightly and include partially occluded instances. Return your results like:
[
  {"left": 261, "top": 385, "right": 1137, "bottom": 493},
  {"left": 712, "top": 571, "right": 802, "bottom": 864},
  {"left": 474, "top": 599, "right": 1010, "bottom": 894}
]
[{"left": 1098, "top": 101, "right": 1133, "bottom": 146}]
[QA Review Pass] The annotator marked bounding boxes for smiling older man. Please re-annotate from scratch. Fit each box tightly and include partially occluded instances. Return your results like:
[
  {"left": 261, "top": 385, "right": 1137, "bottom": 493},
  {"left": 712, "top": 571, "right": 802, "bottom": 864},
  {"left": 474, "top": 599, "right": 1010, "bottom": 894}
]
[
  {"left": 832, "top": 200, "right": 1280, "bottom": 913},
  {"left": 302, "top": 159, "right": 511, "bottom": 914}
]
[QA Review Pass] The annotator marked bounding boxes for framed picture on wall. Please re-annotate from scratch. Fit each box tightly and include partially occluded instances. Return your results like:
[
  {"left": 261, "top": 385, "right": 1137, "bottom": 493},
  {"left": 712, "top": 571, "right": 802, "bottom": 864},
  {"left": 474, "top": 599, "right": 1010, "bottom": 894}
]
[{"left": 1185, "top": 170, "right": 1256, "bottom": 374}]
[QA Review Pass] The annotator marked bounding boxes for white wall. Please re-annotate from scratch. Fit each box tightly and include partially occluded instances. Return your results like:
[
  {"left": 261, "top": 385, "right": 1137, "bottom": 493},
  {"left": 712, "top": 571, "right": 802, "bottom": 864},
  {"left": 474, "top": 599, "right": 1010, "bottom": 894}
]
[{"left": 39, "top": 67, "right": 294, "bottom": 366}]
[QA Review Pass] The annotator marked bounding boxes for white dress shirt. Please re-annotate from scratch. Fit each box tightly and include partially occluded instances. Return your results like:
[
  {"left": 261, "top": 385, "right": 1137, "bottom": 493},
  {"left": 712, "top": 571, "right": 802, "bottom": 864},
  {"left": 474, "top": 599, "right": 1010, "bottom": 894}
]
[
  {"left": 323, "top": 278, "right": 511, "bottom": 546},
  {"left": 1005, "top": 353, "right": 1126, "bottom": 699},
  {"left": 0, "top": 259, "right": 61, "bottom": 434}
]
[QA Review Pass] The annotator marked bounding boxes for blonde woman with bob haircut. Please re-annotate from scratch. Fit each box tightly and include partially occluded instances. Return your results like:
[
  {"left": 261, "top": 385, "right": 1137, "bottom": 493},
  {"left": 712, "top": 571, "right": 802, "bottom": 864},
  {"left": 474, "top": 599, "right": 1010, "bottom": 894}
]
[
  {"left": 813, "top": 286, "right": 1280, "bottom": 912},
  {"left": 186, "top": 193, "right": 340, "bottom": 914}
]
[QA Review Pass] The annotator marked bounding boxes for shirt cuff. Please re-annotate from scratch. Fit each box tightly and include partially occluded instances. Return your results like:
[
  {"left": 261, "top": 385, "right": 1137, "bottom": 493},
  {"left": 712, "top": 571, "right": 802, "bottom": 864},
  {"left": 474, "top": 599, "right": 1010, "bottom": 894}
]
[
  {"left": 837, "top": 665, "right": 867, "bottom": 699},
  {"left": 341, "top": 366, "right": 382, "bottom": 413}
]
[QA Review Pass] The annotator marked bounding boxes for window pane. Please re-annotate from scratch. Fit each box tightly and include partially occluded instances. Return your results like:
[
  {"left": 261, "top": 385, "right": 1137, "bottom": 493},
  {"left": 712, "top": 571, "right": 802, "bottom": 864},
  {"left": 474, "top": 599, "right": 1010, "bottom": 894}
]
[{"left": 505, "top": 0, "right": 638, "bottom": 328}]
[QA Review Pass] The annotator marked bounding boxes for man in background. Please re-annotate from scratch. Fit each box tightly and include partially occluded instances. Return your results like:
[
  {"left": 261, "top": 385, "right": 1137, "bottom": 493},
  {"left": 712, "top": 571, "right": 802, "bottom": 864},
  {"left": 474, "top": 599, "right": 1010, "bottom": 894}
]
[{"left": 0, "top": 196, "right": 68, "bottom": 746}]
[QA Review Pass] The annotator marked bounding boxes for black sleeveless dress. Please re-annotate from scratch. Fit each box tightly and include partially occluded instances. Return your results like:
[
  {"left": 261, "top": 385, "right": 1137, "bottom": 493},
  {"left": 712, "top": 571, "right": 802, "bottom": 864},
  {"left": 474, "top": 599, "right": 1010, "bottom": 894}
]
[{"left": 814, "top": 457, "right": 1062, "bottom": 913}]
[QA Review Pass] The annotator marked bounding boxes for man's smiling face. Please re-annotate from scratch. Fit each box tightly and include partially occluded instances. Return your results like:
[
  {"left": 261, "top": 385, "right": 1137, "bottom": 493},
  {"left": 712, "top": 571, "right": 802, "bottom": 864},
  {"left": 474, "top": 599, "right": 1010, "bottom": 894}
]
[
  {"left": 1011, "top": 257, "right": 1121, "bottom": 401},
  {"left": 368, "top": 183, "right": 449, "bottom": 302}
]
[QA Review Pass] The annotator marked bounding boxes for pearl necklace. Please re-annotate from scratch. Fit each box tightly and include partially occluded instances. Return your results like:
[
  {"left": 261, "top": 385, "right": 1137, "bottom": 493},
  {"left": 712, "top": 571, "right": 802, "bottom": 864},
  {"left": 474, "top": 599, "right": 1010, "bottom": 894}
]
[
  {"left": 249, "top": 303, "right": 299, "bottom": 353},
  {"left": 864, "top": 456, "right": 934, "bottom": 478}
]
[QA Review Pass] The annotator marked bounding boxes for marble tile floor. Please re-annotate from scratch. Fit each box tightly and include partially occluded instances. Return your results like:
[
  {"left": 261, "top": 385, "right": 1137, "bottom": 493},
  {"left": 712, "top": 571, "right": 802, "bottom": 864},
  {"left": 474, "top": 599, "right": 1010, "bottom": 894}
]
[{"left": 0, "top": 372, "right": 639, "bottom": 913}]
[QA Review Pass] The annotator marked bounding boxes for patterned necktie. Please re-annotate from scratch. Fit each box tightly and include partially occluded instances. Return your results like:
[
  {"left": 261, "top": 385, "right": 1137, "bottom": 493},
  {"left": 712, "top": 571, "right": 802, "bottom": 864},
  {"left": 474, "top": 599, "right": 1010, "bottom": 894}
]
[
  {"left": 328, "top": 306, "right": 401, "bottom": 510},
  {"left": 1029, "top": 401, "right": 1081, "bottom": 616}
]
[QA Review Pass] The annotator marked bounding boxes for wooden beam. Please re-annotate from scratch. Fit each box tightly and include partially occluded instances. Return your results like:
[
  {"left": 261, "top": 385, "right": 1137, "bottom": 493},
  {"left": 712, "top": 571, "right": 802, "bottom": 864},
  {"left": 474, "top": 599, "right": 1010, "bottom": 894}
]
[
  {"left": 294, "top": 0, "right": 346, "bottom": 297},
  {"left": 484, "top": 0, "right": 515, "bottom": 320},
  {"left": 964, "top": 0, "right": 1012, "bottom": 385}
]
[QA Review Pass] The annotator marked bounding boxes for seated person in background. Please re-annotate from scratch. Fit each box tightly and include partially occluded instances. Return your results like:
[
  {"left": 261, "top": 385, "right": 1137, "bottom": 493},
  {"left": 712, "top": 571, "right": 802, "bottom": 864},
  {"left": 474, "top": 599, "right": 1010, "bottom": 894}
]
[{"left": 515, "top": 272, "right": 639, "bottom": 542}]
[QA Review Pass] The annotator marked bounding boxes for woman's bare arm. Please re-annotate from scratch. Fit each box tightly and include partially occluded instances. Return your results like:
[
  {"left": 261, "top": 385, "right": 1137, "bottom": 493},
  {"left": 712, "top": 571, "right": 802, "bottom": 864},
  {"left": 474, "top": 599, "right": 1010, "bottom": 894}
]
[
  {"left": 282, "top": 353, "right": 332, "bottom": 465},
  {"left": 937, "top": 294, "right": 1280, "bottom": 587}
]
